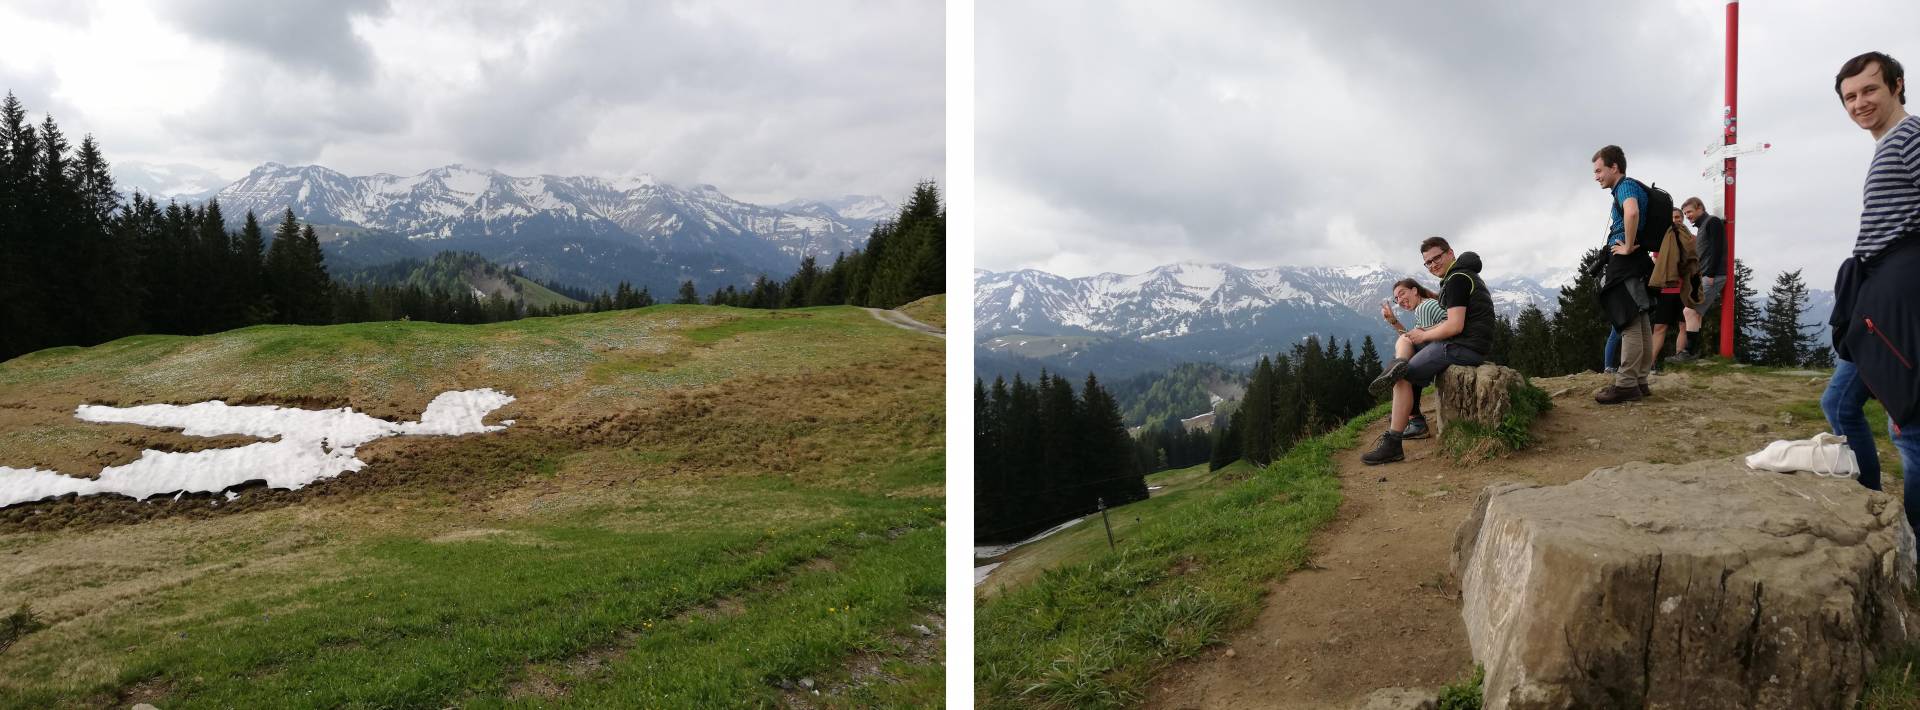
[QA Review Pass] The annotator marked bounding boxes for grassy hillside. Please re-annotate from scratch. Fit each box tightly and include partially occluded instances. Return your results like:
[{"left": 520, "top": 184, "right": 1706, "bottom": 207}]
[
  {"left": 976, "top": 462, "right": 1239, "bottom": 597},
  {"left": 0, "top": 305, "right": 942, "bottom": 708},
  {"left": 1110, "top": 363, "right": 1247, "bottom": 429},
  {"left": 975, "top": 407, "right": 1382, "bottom": 708},
  {"left": 898, "top": 294, "right": 946, "bottom": 331},
  {"left": 512, "top": 274, "right": 585, "bottom": 310}
]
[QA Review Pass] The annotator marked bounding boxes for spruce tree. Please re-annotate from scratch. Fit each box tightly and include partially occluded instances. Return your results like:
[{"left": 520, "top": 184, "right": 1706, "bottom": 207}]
[
  {"left": 1551, "top": 248, "right": 1611, "bottom": 373},
  {"left": 1732, "top": 259, "right": 1761, "bottom": 363},
  {"left": 1357, "top": 336, "right": 1383, "bottom": 403},
  {"left": 784, "top": 255, "right": 820, "bottom": 308},
  {"left": 1755, "top": 269, "right": 1816, "bottom": 367},
  {"left": 1488, "top": 315, "right": 1514, "bottom": 366},
  {"left": 237, "top": 211, "right": 270, "bottom": 323},
  {"left": 1081, "top": 373, "right": 1147, "bottom": 505},
  {"left": 267, "top": 209, "right": 304, "bottom": 323},
  {"left": 1241, "top": 357, "right": 1275, "bottom": 465},
  {"left": 1511, "top": 304, "right": 1557, "bottom": 377}
]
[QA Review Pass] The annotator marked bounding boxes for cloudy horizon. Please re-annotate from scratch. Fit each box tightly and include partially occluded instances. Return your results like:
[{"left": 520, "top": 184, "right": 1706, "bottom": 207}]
[
  {"left": 0, "top": 0, "right": 943, "bottom": 205},
  {"left": 977, "top": 1, "right": 1920, "bottom": 289}
]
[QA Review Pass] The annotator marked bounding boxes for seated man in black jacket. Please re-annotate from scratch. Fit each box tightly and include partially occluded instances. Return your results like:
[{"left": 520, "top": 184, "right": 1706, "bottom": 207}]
[{"left": 1363, "top": 237, "right": 1497, "bottom": 465}]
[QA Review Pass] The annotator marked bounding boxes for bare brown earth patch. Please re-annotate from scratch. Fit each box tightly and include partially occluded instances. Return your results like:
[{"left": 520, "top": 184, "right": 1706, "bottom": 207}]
[{"left": 1147, "top": 368, "right": 1839, "bottom": 709}]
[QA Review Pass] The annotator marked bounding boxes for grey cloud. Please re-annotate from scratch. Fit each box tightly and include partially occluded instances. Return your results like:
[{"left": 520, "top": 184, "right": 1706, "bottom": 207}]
[
  {"left": 159, "top": 62, "right": 409, "bottom": 165},
  {"left": 157, "top": 0, "right": 390, "bottom": 83},
  {"left": 979, "top": 0, "right": 1891, "bottom": 286},
  {"left": 431, "top": 2, "right": 941, "bottom": 197},
  {"left": 11, "top": 1, "right": 940, "bottom": 208}
]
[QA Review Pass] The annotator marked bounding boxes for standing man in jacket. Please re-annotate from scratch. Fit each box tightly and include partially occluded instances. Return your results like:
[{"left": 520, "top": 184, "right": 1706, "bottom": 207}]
[
  {"left": 1825, "top": 51, "right": 1920, "bottom": 536},
  {"left": 1674, "top": 197, "right": 1726, "bottom": 360},
  {"left": 1592, "top": 145, "right": 1654, "bottom": 403}
]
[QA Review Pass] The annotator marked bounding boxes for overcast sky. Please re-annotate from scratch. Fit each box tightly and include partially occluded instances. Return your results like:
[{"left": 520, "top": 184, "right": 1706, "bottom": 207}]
[
  {"left": 977, "top": 1, "right": 1920, "bottom": 288},
  {"left": 0, "top": 0, "right": 943, "bottom": 204}
]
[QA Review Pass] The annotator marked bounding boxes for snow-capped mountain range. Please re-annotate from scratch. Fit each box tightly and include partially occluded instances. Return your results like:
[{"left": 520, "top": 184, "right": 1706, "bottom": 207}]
[
  {"left": 972, "top": 261, "right": 1563, "bottom": 375},
  {"left": 122, "top": 162, "right": 897, "bottom": 294},
  {"left": 199, "top": 163, "right": 888, "bottom": 269},
  {"left": 976, "top": 261, "right": 1560, "bottom": 341}
]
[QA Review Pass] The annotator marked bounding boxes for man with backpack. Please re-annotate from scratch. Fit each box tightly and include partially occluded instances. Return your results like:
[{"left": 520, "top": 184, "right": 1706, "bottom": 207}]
[
  {"left": 1825, "top": 51, "right": 1920, "bottom": 535},
  {"left": 1591, "top": 145, "right": 1664, "bottom": 403}
]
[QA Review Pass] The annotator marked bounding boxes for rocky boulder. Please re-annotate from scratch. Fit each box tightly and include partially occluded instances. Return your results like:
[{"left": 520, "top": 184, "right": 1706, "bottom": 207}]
[
  {"left": 1436, "top": 363, "right": 1525, "bottom": 435},
  {"left": 1452, "top": 460, "right": 1917, "bottom": 709}
]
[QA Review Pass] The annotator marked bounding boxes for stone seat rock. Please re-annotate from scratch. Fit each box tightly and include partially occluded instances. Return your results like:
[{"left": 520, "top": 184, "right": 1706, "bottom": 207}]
[
  {"left": 1435, "top": 363, "right": 1525, "bottom": 436},
  {"left": 1452, "top": 460, "right": 1917, "bottom": 709}
]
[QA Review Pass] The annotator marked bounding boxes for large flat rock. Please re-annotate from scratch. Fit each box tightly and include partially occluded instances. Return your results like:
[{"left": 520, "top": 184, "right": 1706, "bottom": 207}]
[{"left": 1453, "top": 460, "right": 1917, "bottom": 709}]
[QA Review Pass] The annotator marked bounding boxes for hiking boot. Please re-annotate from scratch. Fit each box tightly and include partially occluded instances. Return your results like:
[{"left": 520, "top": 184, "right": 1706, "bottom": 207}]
[
  {"left": 1638, "top": 383, "right": 1651, "bottom": 398},
  {"left": 1402, "top": 416, "right": 1430, "bottom": 440},
  {"left": 1368, "top": 358, "right": 1409, "bottom": 398},
  {"left": 1669, "top": 351, "right": 1698, "bottom": 363},
  {"left": 1595, "top": 384, "right": 1642, "bottom": 405},
  {"left": 1361, "top": 431, "right": 1405, "bottom": 465}
]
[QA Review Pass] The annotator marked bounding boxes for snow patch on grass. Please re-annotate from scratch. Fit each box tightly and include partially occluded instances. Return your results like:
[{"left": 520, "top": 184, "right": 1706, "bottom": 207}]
[{"left": 0, "top": 389, "right": 514, "bottom": 508}]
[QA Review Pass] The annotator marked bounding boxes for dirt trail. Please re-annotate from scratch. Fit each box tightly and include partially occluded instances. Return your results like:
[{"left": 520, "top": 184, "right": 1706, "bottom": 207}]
[
  {"left": 864, "top": 308, "right": 945, "bottom": 338},
  {"left": 1147, "top": 367, "right": 1848, "bottom": 709}
]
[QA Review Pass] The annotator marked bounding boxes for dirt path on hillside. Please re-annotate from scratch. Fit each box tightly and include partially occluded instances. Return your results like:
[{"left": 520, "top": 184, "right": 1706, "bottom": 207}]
[
  {"left": 864, "top": 308, "right": 945, "bottom": 338},
  {"left": 1147, "top": 367, "right": 1852, "bottom": 710}
]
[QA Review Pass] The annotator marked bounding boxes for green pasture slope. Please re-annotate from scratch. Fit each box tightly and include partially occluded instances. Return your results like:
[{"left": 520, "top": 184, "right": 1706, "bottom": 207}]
[{"left": 0, "top": 304, "right": 943, "bottom": 708}]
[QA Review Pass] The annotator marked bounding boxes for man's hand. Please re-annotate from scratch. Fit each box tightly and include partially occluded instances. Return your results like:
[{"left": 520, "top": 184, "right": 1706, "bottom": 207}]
[{"left": 1405, "top": 327, "right": 1427, "bottom": 345}]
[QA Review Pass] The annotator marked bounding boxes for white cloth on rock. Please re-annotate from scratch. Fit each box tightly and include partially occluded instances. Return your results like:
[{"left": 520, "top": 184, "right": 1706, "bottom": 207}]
[{"left": 1744, "top": 432, "right": 1859, "bottom": 478}]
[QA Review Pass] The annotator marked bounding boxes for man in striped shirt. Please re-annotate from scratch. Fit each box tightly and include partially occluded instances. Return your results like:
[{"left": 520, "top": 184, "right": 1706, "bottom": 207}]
[{"left": 1823, "top": 51, "right": 1920, "bottom": 533}]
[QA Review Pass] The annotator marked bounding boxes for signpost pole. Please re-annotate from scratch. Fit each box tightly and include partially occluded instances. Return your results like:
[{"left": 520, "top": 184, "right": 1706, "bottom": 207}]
[{"left": 1719, "top": 0, "right": 1739, "bottom": 357}]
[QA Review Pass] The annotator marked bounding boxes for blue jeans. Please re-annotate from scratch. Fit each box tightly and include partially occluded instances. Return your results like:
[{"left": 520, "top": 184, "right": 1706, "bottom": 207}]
[
  {"left": 1406, "top": 341, "right": 1486, "bottom": 388},
  {"left": 1604, "top": 327, "right": 1622, "bottom": 370},
  {"left": 1823, "top": 359, "right": 1920, "bottom": 533}
]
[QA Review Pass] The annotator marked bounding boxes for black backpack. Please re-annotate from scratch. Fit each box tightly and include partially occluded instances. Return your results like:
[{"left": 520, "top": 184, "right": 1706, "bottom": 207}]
[
  {"left": 1625, "top": 177, "right": 1674, "bottom": 254},
  {"left": 1600, "top": 177, "right": 1667, "bottom": 288}
]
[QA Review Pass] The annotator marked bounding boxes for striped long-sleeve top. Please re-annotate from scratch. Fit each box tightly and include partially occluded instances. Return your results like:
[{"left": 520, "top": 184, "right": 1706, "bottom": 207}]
[
  {"left": 1412, "top": 298, "right": 1445, "bottom": 330},
  {"left": 1858, "top": 114, "right": 1920, "bottom": 261}
]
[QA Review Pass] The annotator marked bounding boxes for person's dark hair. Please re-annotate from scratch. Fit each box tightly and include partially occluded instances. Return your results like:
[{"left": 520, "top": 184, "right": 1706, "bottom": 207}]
[
  {"left": 1418, "top": 236, "right": 1451, "bottom": 254},
  {"left": 1392, "top": 277, "right": 1437, "bottom": 301},
  {"left": 1682, "top": 196, "right": 1705, "bottom": 211},
  {"left": 1592, "top": 145, "right": 1627, "bottom": 172},
  {"left": 1835, "top": 51, "right": 1906, "bottom": 105}
]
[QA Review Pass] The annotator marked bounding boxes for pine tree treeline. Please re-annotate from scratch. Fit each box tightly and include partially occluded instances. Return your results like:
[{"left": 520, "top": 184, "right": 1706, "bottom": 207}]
[
  {"left": 1109, "top": 362, "right": 1246, "bottom": 429},
  {"left": 0, "top": 93, "right": 941, "bottom": 361},
  {"left": 975, "top": 372, "right": 1148, "bottom": 544},
  {"left": 1131, "top": 419, "right": 1213, "bottom": 475},
  {"left": 1216, "top": 335, "right": 1381, "bottom": 468},
  {"left": 1477, "top": 249, "right": 1823, "bottom": 379},
  {"left": 700, "top": 181, "right": 944, "bottom": 310}
]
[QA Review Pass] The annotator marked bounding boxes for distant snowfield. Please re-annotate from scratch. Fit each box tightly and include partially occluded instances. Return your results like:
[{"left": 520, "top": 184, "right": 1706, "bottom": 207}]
[{"left": 0, "top": 389, "right": 515, "bottom": 508}]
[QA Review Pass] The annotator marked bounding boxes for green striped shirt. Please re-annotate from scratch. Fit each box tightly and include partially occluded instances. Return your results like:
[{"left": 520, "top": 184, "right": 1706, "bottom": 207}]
[{"left": 1412, "top": 298, "right": 1445, "bottom": 330}]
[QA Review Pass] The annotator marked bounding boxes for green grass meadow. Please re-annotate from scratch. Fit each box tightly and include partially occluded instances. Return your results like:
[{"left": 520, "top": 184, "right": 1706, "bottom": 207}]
[
  {"left": 975, "top": 404, "right": 1389, "bottom": 709},
  {"left": 0, "top": 304, "right": 945, "bottom": 708}
]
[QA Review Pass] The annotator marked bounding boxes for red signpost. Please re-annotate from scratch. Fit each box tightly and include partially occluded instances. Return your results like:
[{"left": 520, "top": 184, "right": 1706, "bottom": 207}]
[{"left": 1719, "top": 0, "right": 1739, "bottom": 357}]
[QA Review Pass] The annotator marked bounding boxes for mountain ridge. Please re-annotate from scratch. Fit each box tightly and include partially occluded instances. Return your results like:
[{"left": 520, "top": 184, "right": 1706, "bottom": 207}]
[{"left": 136, "top": 162, "right": 901, "bottom": 294}]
